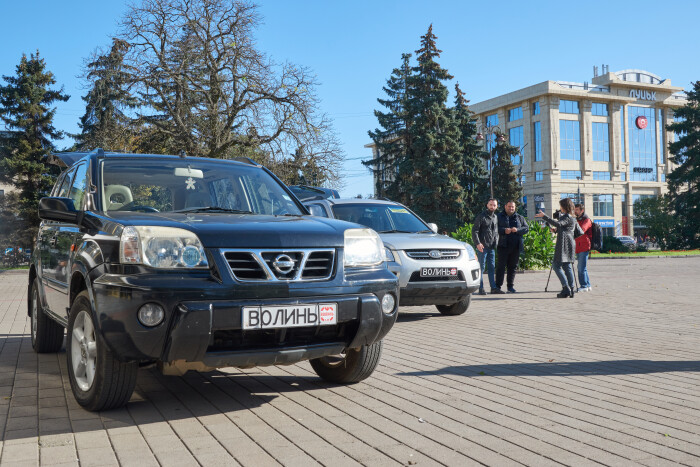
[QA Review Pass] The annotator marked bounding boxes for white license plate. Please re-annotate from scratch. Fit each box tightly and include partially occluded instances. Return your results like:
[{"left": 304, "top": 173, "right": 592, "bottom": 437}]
[
  {"left": 242, "top": 303, "right": 337, "bottom": 330},
  {"left": 420, "top": 267, "right": 458, "bottom": 277}
]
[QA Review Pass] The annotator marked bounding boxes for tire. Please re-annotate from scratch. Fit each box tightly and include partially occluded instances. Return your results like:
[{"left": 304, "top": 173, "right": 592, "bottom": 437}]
[
  {"left": 66, "top": 291, "right": 138, "bottom": 411},
  {"left": 310, "top": 340, "right": 383, "bottom": 384},
  {"left": 30, "top": 278, "right": 64, "bottom": 353},
  {"left": 436, "top": 295, "right": 471, "bottom": 316}
]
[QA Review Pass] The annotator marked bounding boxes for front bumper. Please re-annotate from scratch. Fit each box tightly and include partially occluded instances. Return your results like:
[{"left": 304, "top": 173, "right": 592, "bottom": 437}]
[{"left": 90, "top": 266, "right": 398, "bottom": 366}]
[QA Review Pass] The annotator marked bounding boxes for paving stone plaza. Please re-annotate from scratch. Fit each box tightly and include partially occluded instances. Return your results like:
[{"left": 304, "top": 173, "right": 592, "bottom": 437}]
[{"left": 0, "top": 256, "right": 698, "bottom": 466}]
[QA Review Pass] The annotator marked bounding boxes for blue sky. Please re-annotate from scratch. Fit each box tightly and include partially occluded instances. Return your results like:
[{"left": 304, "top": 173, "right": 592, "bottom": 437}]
[{"left": 1, "top": 0, "right": 698, "bottom": 197}]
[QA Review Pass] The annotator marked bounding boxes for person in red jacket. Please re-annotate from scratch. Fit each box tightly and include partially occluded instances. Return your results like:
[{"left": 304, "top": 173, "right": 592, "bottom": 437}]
[{"left": 574, "top": 204, "right": 593, "bottom": 292}]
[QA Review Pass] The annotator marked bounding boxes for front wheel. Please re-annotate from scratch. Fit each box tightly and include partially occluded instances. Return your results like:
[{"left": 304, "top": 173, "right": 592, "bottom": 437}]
[
  {"left": 436, "top": 295, "right": 471, "bottom": 316},
  {"left": 310, "top": 341, "right": 383, "bottom": 384},
  {"left": 66, "top": 291, "right": 138, "bottom": 411},
  {"left": 30, "top": 278, "right": 64, "bottom": 353}
]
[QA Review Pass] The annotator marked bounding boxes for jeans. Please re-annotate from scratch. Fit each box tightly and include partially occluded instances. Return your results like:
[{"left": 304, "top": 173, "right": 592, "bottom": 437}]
[
  {"left": 577, "top": 251, "right": 591, "bottom": 288},
  {"left": 496, "top": 246, "right": 519, "bottom": 289},
  {"left": 477, "top": 248, "right": 496, "bottom": 290},
  {"left": 553, "top": 260, "right": 575, "bottom": 291}
]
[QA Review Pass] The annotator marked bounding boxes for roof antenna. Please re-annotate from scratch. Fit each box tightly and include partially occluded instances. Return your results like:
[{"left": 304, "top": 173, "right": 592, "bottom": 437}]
[{"left": 179, "top": 150, "right": 187, "bottom": 159}]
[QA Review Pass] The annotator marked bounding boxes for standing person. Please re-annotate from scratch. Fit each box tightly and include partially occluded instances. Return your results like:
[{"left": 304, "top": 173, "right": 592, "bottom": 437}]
[
  {"left": 535, "top": 198, "right": 577, "bottom": 298},
  {"left": 574, "top": 203, "right": 593, "bottom": 292},
  {"left": 472, "top": 199, "right": 499, "bottom": 295},
  {"left": 494, "top": 200, "right": 529, "bottom": 293}
]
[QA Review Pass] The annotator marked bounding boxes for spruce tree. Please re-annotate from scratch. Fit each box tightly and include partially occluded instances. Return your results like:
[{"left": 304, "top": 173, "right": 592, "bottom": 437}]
[
  {"left": 365, "top": 53, "right": 413, "bottom": 199},
  {"left": 403, "top": 25, "right": 465, "bottom": 232},
  {"left": 0, "top": 52, "right": 69, "bottom": 246},
  {"left": 75, "top": 39, "right": 135, "bottom": 151},
  {"left": 667, "top": 81, "right": 700, "bottom": 248},
  {"left": 490, "top": 135, "right": 523, "bottom": 208},
  {"left": 453, "top": 83, "right": 488, "bottom": 222}
]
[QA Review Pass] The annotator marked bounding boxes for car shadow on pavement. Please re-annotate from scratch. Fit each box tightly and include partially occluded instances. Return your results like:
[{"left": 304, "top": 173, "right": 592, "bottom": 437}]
[
  {"left": 398, "top": 360, "right": 700, "bottom": 377},
  {"left": 397, "top": 311, "right": 442, "bottom": 322}
]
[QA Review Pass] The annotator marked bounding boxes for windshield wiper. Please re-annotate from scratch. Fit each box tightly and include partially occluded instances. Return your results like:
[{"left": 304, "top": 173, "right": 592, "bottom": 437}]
[
  {"left": 416, "top": 229, "right": 434, "bottom": 233},
  {"left": 378, "top": 229, "right": 416, "bottom": 234},
  {"left": 174, "top": 207, "right": 253, "bottom": 214}
]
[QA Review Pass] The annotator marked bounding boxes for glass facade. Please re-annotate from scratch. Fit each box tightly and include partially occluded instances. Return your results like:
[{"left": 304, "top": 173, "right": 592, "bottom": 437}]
[
  {"left": 620, "top": 106, "right": 626, "bottom": 162},
  {"left": 592, "top": 122, "right": 610, "bottom": 161},
  {"left": 593, "top": 194, "right": 613, "bottom": 217},
  {"left": 535, "top": 171, "right": 543, "bottom": 181},
  {"left": 628, "top": 106, "right": 657, "bottom": 181},
  {"left": 533, "top": 121, "right": 541, "bottom": 161},
  {"left": 508, "top": 107, "right": 523, "bottom": 121},
  {"left": 658, "top": 108, "right": 664, "bottom": 164},
  {"left": 509, "top": 126, "right": 524, "bottom": 164},
  {"left": 620, "top": 172, "right": 626, "bottom": 181},
  {"left": 532, "top": 102, "right": 540, "bottom": 115},
  {"left": 559, "top": 120, "right": 581, "bottom": 160},
  {"left": 591, "top": 103, "right": 609, "bottom": 116},
  {"left": 559, "top": 100, "right": 579, "bottom": 114},
  {"left": 593, "top": 171, "right": 611, "bottom": 180},
  {"left": 561, "top": 170, "right": 581, "bottom": 180},
  {"left": 486, "top": 114, "right": 499, "bottom": 154}
]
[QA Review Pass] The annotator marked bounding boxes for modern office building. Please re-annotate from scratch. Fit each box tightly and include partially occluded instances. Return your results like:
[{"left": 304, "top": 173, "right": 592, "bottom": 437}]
[{"left": 469, "top": 67, "right": 687, "bottom": 236}]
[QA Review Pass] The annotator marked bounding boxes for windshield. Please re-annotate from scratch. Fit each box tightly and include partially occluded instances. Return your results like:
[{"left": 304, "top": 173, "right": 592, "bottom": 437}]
[
  {"left": 332, "top": 203, "right": 429, "bottom": 233},
  {"left": 100, "top": 158, "right": 304, "bottom": 216}
]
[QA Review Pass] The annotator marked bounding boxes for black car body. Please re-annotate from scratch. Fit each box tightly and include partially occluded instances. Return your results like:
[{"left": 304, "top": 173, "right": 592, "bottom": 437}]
[{"left": 29, "top": 150, "right": 398, "bottom": 410}]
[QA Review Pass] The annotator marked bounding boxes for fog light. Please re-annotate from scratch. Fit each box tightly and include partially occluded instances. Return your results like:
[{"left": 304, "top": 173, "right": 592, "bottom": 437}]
[
  {"left": 138, "top": 303, "right": 164, "bottom": 327},
  {"left": 381, "top": 294, "right": 396, "bottom": 314}
]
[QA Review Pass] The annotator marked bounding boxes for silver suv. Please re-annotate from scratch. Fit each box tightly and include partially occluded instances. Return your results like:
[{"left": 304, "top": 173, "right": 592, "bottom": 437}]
[{"left": 303, "top": 199, "right": 481, "bottom": 315}]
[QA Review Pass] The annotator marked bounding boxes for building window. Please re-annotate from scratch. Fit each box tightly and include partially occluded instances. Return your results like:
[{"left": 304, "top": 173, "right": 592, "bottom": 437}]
[
  {"left": 559, "top": 120, "right": 581, "bottom": 160},
  {"left": 660, "top": 173, "right": 665, "bottom": 182},
  {"left": 509, "top": 126, "right": 524, "bottom": 164},
  {"left": 593, "top": 194, "right": 613, "bottom": 217},
  {"left": 0, "top": 189, "right": 4, "bottom": 196},
  {"left": 593, "top": 171, "right": 611, "bottom": 180},
  {"left": 658, "top": 108, "right": 664, "bottom": 164},
  {"left": 535, "top": 171, "right": 543, "bottom": 181},
  {"left": 520, "top": 174, "right": 526, "bottom": 184},
  {"left": 559, "top": 100, "right": 579, "bottom": 114},
  {"left": 628, "top": 106, "right": 657, "bottom": 182},
  {"left": 532, "top": 102, "right": 540, "bottom": 115},
  {"left": 620, "top": 106, "right": 626, "bottom": 162},
  {"left": 561, "top": 170, "right": 581, "bottom": 180},
  {"left": 508, "top": 107, "right": 523, "bottom": 122},
  {"left": 591, "top": 103, "right": 609, "bottom": 116},
  {"left": 533, "top": 121, "right": 542, "bottom": 161},
  {"left": 621, "top": 194, "right": 628, "bottom": 217},
  {"left": 620, "top": 172, "right": 626, "bottom": 181},
  {"left": 486, "top": 113, "right": 499, "bottom": 155},
  {"left": 592, "top": 122, "right": 610, "bottom": 161},
  {"left": 561, "top": 192, "right": 582, "bottom": 204},
  {"left": 632, "top": 194, "right": 654, "bottom": 227}
]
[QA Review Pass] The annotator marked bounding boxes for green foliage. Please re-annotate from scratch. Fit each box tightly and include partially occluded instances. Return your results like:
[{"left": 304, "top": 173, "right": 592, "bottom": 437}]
[
  {"left": 633, "top": 195, "right": 683, "bottom": 250},
  {"left": 602, "top": 236, "right": 630, "bottom": 253},
  {"left": 450, "top": 223, "right": 474, "bottom": 247},
  {"left": 491, "top": 140, "right": 523, "bottom": 206},
  {"left": 666, "top": 80, "right": 700, "bottom": 249},
  {"left": 520, "top": 220, "right": 555, "bottom": 270},
  {"left": 0, "top": 51, "right": 68, "bottom": 247}
]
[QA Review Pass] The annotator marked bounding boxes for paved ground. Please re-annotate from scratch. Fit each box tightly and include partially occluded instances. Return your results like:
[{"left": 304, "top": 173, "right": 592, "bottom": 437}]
[{"left": 0, "top": 257, "right": 698, "bottom": 466}]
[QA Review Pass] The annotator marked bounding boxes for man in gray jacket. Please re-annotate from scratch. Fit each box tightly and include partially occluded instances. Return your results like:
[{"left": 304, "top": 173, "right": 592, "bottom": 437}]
[{"left": 472, "top": 199, "right": 499, "bottom": 295}]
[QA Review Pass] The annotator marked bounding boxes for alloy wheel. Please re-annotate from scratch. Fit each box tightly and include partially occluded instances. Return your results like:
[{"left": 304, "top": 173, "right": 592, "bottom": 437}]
[{"left": 71, "top": 310, "right": 97, "bottom": 391}]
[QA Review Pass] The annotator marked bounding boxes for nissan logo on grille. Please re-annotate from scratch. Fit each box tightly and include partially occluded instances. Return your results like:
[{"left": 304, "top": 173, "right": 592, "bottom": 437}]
[
  {"left": 272, "top": 254, "right": 295, "bottom": 274},
  {"left": 429, "top": 250, "right": 441, "bottom": 259}
]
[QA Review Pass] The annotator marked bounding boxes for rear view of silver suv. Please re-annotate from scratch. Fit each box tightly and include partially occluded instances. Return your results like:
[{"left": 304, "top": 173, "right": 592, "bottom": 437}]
[{"left": 303, "top": 199, "right": 481, "bottom": 315}]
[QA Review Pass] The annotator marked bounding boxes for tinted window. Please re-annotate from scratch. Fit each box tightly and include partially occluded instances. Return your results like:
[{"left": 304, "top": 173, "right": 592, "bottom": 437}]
[
  {"left": 69, "top": 163, "right": 88, "bottom": 209},
  {"left": 56, "top": 168, "right": 77, "bottom": 198},
  {"left": 100, "top": 159, "right": 303, "bottom": 216},
  {"left": 332, "top": 203, "right": 429, "bottom": 233}
]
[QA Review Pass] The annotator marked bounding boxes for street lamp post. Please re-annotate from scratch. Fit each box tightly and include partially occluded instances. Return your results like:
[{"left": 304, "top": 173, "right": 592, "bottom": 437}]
[
  {"left": 576, "top": 176, "right": 582, "bottom": 205},
  {"left": 476, "top": 124, "right": 505, "bottom": 199}
]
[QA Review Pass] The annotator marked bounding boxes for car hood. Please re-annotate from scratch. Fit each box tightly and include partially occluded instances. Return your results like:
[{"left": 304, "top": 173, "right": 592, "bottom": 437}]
[
  {"left": 101, "top": 212, "right": 358, "bottom": 248},
  {"left": 379, "top": 232, "right": 466, "bottom": 251}
]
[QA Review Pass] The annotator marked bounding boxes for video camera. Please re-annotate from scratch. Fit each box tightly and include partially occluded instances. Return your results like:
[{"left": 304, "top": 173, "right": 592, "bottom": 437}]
[{"left": 552, "top": 210, "right": 561, "bottom": 220}]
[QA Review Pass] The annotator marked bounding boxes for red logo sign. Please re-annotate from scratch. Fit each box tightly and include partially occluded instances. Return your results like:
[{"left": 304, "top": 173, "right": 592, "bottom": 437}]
[
  {"left": 636, "top": 116, "right": 648, "bottom": 129},
  {"left": 450, "top": 268, "right": 457, "bottom": 276}
]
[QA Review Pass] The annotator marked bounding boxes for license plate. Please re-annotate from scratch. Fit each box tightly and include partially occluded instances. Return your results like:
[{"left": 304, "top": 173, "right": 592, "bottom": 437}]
[
  {"left": 242, "top": 303, "right": 337, "bottom": 330},
  {"left": 420, "top": 267, "right": 458, "bottom": 277}
]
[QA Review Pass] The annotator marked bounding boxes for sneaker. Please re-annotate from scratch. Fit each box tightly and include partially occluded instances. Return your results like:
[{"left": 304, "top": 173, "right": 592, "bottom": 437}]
[
  {"left": 586, "top": 287, "right": 592, "bottom": 292},
  {"left": 478, "top": 288, "right": 487, "bottom": 295},
  {"left": 507, "top": 287, "right": 516, "bottom": 293},
  {"left": 491, "top": 288, "right": 505, "bottom": 295},
  {"left": 577, "top": 287, "right": 587, "bottom": 292}
]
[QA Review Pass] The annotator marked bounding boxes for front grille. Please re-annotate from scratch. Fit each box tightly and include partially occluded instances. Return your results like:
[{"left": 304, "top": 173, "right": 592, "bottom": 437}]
[
  {"left": 409, "top": 271, "right": 466, "bottom": 282},
  {"left": 209, "top": 322, "right": 356, "bottom": 352},
  {"left": 221, "top": 249, "right": 335, "bottom": 282},
  {"left": 405, "top": 249, "right": 461, "bottom": 260}
]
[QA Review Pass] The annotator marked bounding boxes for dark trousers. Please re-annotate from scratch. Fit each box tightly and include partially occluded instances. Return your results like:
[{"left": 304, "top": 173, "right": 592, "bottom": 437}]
[{"left": 496, "top": 246, "right": 519, "bottom": 289}]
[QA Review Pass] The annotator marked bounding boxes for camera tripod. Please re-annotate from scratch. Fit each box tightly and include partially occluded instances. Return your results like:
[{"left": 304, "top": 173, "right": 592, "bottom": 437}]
[{"left": 545, "top": 259, "right": 579, "bottom": 292}]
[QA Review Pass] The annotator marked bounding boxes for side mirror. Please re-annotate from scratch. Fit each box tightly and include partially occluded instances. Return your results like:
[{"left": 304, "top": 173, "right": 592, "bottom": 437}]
[
  {"left": 428, "top": 223, "right": 438, "bottom": 234},
  {"left": 38, "top": 197, "right": 79, "bottom": 224},
  {"left": 306, "top": 205, "right": 325, "bottom": 217}
]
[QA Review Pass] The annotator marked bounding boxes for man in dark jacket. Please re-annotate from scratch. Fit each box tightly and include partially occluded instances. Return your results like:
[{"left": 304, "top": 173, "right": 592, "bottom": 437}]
[
  {"left": 494, "top": 200, "right": 529, "bottom": 293},
  {"left": 472, "top": 199, "right": 499, "bottom": 295},
  {"left": 574, "top": 203, "right": 593, "bottom": 292}
]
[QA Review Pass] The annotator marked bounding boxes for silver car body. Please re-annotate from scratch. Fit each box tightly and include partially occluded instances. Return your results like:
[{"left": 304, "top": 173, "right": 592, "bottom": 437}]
[{"left": 303, "top": 198, "right": 481, "bottom": 307}]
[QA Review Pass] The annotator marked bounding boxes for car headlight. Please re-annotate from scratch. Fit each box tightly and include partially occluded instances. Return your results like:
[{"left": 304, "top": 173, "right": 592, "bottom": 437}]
[
  {"left": 384, "top": 247, "right": 395, "bottom": 262},
  {"left": 464, "top": 243, "right": 477, "bottom": 261},
  {"left": 344, "top": 228, "right": 384, "bottom": 268},
  {"left": 120, "top": 226, "right": 209, "bottom": 269}
]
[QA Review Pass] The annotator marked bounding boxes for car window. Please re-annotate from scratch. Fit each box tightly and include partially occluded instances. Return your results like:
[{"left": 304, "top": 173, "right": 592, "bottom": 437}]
[
  {"left": 306, "top": 203, "right": 329, "bottom": 217},
  {"left": 51, "top": 172, "right": 67, "bottom": 197},
  {"left": 332, "top": 203, "right": 428, "bottom": 232},
  {"left": 56, "top": 167, "right": 77, "bottom": 198},
  {"left": 68, "top": 163, "right": 88, "bottom": 210}
]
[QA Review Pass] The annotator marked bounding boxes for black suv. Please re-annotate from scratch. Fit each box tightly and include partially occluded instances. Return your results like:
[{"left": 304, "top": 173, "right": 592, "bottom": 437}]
[{"left": 29, "top": 150, "right": 398, "bottom": 411}]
